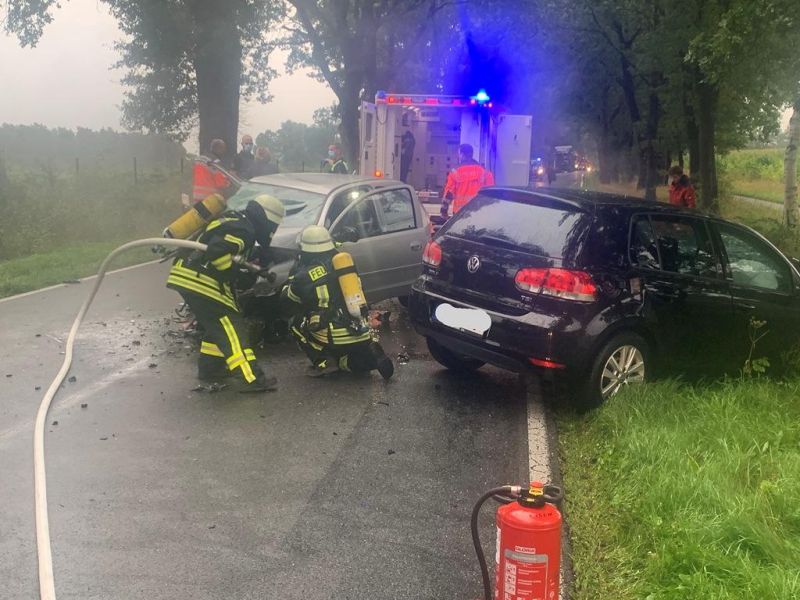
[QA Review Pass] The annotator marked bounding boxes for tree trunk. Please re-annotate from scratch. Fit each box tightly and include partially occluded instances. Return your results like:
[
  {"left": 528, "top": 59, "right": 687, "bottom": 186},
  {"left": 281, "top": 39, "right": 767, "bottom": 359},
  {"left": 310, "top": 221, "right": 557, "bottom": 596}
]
[
  {"left": 784, "top": 99, "right": 800, "bottom": 227},
  {"left": 193, "top": 3, "right": 242, "bottom": 166},
  {"left": 643, "top": 88, "right": 661, "bottom": 201},
  {"left": 695, "top": 80, "right": 719, "bottom": 213},
  {"left": 338, "top": 76, "right": 362, "bottom": 171},
  {"left": 685, "top": 104, "right": 700, "bottom": 178}
]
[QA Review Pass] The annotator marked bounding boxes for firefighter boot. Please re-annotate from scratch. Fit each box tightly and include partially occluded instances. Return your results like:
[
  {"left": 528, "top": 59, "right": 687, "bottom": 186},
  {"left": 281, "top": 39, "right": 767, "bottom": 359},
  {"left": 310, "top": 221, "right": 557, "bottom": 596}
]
[
  {"left": 370, "top": 342, "right": 394, "bottom": 381},
  {"left": 197, "top": 353, "right": 231, "bottom": 382},
  {"left": 238, "top": 371, "right": 278, "bottom": 393},
  {"left": 306, "top": 358, "right": 339, "bottom": 378}
]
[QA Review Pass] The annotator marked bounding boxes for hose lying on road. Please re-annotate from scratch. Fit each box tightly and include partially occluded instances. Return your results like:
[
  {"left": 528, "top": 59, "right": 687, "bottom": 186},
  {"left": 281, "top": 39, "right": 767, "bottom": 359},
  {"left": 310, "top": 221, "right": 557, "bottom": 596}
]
[{"left": 33, "top": 237, "right": 223, "bottom": 600}]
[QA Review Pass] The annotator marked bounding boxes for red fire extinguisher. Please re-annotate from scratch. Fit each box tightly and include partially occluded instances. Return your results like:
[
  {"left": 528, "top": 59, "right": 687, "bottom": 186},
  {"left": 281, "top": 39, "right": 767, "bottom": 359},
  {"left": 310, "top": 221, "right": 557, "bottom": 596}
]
[{"left": 472, "top": 482, "right": 564, "bottom": 600}]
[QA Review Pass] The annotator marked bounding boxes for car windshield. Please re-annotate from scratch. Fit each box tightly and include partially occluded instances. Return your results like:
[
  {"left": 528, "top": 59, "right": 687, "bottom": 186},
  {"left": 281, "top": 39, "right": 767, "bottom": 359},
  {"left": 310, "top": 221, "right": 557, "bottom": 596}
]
[{"left": 226, "top": 182, "right": 326, "bottom": 228}]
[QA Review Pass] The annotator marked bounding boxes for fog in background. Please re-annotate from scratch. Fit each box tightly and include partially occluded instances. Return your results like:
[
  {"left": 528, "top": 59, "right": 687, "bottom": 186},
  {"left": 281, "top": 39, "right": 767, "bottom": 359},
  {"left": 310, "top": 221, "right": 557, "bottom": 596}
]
[{"left": 0, "top": 0, "right": 335, "bottom": 152}]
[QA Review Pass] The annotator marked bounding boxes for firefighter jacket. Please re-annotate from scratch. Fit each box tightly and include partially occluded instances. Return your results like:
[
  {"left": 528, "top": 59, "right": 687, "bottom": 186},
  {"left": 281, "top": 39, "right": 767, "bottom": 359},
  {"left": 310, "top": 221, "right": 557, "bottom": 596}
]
[
  {"left": 192, "top": 159, "right": 232, "bottom": 202},
  {"left": 167, "top": 213, "right": 258, "bottom": 312},
  {"left": 444, "top": 160, "right": 495, "bottom": 213},
  {"left": 282, "top": 253, "right": 371, "bottom": 347}
]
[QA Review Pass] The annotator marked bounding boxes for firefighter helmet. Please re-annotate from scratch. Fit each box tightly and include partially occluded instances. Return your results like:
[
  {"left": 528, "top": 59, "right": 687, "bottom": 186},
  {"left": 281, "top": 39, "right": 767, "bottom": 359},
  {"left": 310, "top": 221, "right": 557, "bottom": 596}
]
[
  {"left": 252, "top": 194, "right": 285, "bottom": 226},
  {"left": 299, "top": 225, "right": 335, "bottom": 253}
]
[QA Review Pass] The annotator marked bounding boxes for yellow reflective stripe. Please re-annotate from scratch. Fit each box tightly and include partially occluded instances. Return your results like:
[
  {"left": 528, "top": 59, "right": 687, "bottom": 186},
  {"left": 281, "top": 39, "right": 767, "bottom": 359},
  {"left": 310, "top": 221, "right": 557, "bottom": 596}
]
[
  {"left": 205, "top": 217, "right": 238, "bottom": 232},
  {"left": 309, "top": 315, "right": 321, "bottom": 325},
  {"left": 311, "top": 329, "right": 329, "bottom": 343},
  {"left": 201, "top": 341, "right": 225, "bottom": 357},
  {"left": 211, "top": 254, "right": 233, "bottom": 270},
  {"left": 286, "top": 286, "right": 302, "bottom": 303},
  {"left": 316, "top": 284, "right": 330, "bottom": 308},
  {"left": 244, "top": 349, "right": 256, "bottom": 361},
  {"left": 224, "top": 234, "right": 245, "bottom": 253},
  {"left": 172, "top": 261, "right": 227, "bottom": 288},
  {"left": 308, "top": 266, "right": 327, "bottom": 281},
  {"left": 169, "top": 271, "right": 234, "bottom": 300},
  {"left": 221, "top": 316, "right": 256, "bottom": 383},
  {"left": 167, "top": 276, "right": 238, "bottom": 311},
  {"left": 330, "top": 334, "right": 371, "bottom": 345},
  {"left": 338, "top": 355, "right": 350, "bottom": 371},
  {"left": 227, "top": 354, "right": 246, "bottom": 369}
]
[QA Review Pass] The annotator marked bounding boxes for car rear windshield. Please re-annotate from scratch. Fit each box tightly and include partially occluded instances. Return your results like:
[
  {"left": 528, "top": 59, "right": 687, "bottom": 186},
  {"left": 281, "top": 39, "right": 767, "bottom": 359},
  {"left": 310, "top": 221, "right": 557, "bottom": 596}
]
[
  {"left": 442, "top": 193, "right": 591, "bottom": 260},
  {"left": 226, "top": 182, "right": 326, "bottom": 228}
]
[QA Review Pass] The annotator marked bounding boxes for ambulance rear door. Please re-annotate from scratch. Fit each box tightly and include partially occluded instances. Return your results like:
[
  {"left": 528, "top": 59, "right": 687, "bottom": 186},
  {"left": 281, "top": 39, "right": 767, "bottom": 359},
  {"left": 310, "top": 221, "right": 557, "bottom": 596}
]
[
  {"left": 359, "top": 101, "right": 377, "bottom": 177},
  {"left": 494, "top": 114, "right": 532, "bottom": 187}
]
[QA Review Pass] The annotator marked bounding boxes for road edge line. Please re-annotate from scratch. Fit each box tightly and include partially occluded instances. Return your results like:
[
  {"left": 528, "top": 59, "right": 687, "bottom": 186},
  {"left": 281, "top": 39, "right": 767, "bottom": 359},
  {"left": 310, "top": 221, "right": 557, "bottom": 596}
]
[{"left": 0, "top": 259, "right": 162, "bottom": 305}]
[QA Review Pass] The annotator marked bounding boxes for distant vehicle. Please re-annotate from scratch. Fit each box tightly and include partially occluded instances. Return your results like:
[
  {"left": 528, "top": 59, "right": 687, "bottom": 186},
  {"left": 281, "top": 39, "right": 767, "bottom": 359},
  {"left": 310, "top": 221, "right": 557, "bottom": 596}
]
[
  {"left": 574, "top": 156, "right": 593, "bottom": 172},
  {"left": 409, "top": 187, "right": 800, "bottom": 408},
  {"left": 226, "top": 173, "right": 431, "bottom": 337},
  {"left": 530, "top": 157, "right": 546, "bottom": 181},
  {"left": 359, "top": 91, "right": 533, "bottom": 202}
]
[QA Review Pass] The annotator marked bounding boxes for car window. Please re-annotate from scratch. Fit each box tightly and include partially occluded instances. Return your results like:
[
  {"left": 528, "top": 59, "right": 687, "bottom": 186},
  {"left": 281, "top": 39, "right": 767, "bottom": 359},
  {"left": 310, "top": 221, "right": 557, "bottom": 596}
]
[
  {"left": 332, "top": 197, "right": 382, "bottom": 240},
  {"left": 374, "top": 188, "right": 416, "bottom": 233},
  {"left": 717, "top": 223, "right": 791, "bottom": 292},
  {"left": 647, "top": 216, "right": 718, "bottom": 277},
  {"left": 324, "top": 185, "right": 373, "bottom": 228},
  {"left": 629, "top": 217, "right": 660, "bottom": 269}
]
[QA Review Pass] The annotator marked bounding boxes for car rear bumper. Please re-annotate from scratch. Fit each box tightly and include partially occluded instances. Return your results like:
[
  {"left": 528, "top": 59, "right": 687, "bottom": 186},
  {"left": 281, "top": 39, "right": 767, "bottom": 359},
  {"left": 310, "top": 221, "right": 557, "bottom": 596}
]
[{"left": 409, "top": 281, "right": 593, "bottom": 375}]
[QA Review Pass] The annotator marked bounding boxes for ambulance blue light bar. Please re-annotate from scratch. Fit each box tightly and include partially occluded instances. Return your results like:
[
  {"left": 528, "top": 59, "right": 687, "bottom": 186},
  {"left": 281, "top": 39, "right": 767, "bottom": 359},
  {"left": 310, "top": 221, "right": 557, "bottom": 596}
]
[
  {"left": 375, "top": 90, "right": 470, "bottom": 107},
  {"left": 471, "top": 89, "right": 491, "bottom": 105}
]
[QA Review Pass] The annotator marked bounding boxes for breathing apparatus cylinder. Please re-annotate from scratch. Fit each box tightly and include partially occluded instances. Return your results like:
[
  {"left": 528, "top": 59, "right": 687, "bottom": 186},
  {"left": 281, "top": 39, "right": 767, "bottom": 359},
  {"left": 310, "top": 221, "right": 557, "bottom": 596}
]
[
  {"left": 163, "top": 193, "right": 227, "bottom": 239},
  {"left": 331, "top": 251, "right": 367, "bottom": 319}
]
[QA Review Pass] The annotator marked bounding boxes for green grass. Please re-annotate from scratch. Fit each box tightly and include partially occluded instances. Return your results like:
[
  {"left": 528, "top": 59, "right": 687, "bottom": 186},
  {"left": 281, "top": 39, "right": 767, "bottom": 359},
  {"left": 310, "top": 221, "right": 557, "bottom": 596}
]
[
  {"left": 729, "top": 179, "right": 785, "bottom": 204},
  {"left": 559, "top": 379, "right": 800, "bottom": 599},
  {"left": 720, "top": 149, "right": 788, "bottom": 204},
  {"left": 0, "top": 241, "right": 155, "bottom": 298}
]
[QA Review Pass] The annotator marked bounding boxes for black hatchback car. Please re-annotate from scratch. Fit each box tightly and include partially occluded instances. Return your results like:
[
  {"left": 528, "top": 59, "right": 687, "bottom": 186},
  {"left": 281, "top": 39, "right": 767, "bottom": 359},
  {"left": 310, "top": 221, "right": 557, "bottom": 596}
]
[{"left": 409, "top": 188, "right": 800, "bottom": 407}]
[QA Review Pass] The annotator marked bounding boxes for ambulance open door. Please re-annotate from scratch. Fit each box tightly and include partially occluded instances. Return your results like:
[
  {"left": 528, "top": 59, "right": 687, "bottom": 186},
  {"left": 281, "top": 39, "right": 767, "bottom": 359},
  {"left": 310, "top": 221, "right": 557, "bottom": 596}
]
[
  {"left": 494, "top": 114, "right": 532, "bottom": 187},
  {"left": 359, "top": 101, "right": 377, "bottom": 177}
]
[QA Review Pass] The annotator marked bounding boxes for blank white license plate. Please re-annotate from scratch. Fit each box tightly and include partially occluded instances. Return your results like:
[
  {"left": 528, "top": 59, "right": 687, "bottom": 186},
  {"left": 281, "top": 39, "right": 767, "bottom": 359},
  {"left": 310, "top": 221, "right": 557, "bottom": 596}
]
[{"left": 434, "top": 303, "right": 491, "bottom": 337}]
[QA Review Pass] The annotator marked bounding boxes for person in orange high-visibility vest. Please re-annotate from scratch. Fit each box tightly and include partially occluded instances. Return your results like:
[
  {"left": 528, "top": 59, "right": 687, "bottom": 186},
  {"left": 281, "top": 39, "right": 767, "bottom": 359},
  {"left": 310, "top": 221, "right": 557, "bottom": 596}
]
[
  {"left": 192, "top": 139, "right": 232, "bottom": 203},
  {"left": 441, "top": 143, "right": 495, "bottom": 216}
]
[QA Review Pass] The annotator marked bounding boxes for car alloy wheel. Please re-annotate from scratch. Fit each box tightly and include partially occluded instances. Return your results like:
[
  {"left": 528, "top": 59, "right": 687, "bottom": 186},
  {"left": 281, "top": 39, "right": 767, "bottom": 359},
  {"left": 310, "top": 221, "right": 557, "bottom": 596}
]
[{"left": 600, "top": 344, "right": 645, "bottom": 399}]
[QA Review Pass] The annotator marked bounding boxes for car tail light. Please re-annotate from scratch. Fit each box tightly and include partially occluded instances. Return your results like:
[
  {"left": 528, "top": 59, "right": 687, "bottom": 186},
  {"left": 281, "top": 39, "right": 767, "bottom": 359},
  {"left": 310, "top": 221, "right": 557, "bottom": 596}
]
[
  {"left": 374, "top": 170, "right": 384, "bottom": 178},
  {"left": 422, "top": 240, "right": 442, "bottom": 267},
  {"left": 515, "top": 268, "right": 597, "bottom": 302}
]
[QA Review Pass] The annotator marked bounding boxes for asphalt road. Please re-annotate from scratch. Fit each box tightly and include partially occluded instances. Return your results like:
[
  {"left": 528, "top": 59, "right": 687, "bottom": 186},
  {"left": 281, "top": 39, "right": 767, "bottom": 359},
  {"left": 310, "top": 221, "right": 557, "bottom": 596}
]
[{"left": 0, "top": 262, "right": 534, "bottom": 600}]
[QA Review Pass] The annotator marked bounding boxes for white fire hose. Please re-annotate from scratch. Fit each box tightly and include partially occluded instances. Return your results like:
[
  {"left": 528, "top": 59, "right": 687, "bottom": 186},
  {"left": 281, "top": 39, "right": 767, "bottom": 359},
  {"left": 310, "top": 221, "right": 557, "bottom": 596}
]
[{"left": 33, "top": 237, "right": 262, "bottom": 600}]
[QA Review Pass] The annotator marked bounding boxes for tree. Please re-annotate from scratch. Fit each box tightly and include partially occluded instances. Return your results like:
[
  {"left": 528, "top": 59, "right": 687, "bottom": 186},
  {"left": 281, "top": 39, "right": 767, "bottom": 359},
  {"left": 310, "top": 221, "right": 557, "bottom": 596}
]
[
  {"left": 3, "top": 0, "right": 282, "bottom": 163},
  {"left": 785, "top": 98, "right": 800, "bottom": 227},
  {"left": 282, "top": 0, "right": 457, "bottom": 166}
]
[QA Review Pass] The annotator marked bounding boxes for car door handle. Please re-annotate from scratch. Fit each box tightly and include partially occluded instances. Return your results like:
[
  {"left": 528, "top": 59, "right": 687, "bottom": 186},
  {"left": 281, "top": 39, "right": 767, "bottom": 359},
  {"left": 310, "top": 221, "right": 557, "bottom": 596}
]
[{"left": 410, "top": 242, "right": 422, "bottom": 251}]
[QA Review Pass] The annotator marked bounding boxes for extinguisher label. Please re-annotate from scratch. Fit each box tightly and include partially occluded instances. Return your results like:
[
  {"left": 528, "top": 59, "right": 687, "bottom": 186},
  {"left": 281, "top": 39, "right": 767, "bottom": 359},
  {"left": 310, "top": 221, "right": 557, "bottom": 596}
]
[
  {"left": 496, "top": 527, "right": 501, "bottom": 565},
  {"left": 503, "top": 550, "right": 549, "bottom": 600}
]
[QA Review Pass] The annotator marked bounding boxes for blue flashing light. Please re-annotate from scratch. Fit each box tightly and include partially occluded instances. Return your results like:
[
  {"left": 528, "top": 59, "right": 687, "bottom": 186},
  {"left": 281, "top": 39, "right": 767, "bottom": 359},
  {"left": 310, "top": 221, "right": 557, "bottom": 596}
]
[{"left": 471, "top": 89, "right": 491, "bottom": 105}]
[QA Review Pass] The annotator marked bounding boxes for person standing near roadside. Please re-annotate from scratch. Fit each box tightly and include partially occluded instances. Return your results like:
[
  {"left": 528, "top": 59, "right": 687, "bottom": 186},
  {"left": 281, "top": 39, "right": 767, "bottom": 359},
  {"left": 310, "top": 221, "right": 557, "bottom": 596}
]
[
  {"left": 192, "top": 139, "right": 233, "bottom": 203},
  {"left": 250, "top": 146, "right": 279, "bottom": 178},
  {"left": 668, "top": 165, "right": 697, "bottom": 208},
  {"left": 234, "top": 134, "right": 255, "bottom": 179},
  {"left": 322, "top": 143, "right": 349, "bottom": 174}
]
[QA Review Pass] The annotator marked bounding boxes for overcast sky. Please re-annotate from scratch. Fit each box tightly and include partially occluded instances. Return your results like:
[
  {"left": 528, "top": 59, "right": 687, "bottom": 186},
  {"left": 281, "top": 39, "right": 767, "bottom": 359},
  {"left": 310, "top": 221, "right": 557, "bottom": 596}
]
[{"left": 0, "top": 0, "right": 335, "bottom": 151}]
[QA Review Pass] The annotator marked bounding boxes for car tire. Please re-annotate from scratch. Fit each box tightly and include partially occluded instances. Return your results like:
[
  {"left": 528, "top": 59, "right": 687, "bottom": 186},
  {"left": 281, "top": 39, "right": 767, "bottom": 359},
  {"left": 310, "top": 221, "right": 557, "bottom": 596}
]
[
  {"left": 577, "top": 331, "right": 649, "bottom": 411},
  {"left": 426, "top": 337, "right": 485, "bottom": 372}
]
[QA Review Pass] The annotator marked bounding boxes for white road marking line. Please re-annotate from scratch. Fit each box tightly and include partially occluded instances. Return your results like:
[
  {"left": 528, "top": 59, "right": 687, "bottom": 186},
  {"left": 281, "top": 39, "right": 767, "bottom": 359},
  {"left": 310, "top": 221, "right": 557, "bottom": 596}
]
[
  {"left": 0, "top": 259, "right": 162, "bottom": 305},
  {"left": 526, "top": 376, "right": 552, "bottom": 484},
  {"left": 0, "top": 356, "right": 155, "bottom": 446}
]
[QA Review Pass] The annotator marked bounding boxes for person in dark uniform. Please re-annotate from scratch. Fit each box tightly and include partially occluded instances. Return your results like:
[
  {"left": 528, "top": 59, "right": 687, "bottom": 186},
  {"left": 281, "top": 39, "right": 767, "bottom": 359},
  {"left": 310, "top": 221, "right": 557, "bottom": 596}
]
[
  {"left": 166, "top": 195, "right": 285, "bottom": 391},
  {"left": 281, "top": 225, "right": 394, "bottom": 380}
]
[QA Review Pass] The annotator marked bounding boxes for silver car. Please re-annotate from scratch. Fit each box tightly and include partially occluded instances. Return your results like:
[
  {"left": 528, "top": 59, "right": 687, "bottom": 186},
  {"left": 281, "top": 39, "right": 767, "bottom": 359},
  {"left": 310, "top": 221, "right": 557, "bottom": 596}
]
[{"left": 226, "top": 173, "right": 430, "bottom": 304}]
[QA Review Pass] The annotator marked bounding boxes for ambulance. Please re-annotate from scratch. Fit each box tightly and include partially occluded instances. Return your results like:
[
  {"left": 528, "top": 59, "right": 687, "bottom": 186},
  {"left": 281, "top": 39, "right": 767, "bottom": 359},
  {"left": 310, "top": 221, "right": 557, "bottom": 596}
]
[{"left": 359, "top": 90, "right": 533, "bottom": 202}]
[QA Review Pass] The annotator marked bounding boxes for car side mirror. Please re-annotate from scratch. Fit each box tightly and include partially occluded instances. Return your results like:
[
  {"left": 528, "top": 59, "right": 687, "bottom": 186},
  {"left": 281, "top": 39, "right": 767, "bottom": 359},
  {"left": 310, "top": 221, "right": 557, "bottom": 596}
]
[{"left": 333, "top": 225, "right": 359, "bottom": 244}]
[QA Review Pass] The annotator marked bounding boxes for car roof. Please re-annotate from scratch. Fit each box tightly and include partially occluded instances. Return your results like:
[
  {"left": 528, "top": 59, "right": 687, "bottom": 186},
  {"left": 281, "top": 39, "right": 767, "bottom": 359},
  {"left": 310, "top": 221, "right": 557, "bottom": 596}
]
[
  {"left": 248, "top": 173, "right": 400, "bottom": 195},
  {"left": 485, "top": 186, "right": 702, "bottom": 217}
]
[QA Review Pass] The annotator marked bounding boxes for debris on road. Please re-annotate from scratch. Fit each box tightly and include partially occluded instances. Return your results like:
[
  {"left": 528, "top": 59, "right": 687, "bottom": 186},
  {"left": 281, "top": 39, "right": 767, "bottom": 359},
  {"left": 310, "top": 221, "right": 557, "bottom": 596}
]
[
  {"left": 5, "top": 373, "right": 11, "bottom": 378},
  {"left": 132, "top": 340, "right": 141, "bottom": 346},
  {"left": 81, "top": 403, "right": 88, "bottom": 409},
  {"left": 51, "top": 421, "right": 58, "bottom": 426},
  {"left": 397, "top": 352, "right": 410, "bottom": 364},
  {"left": 99, "top": 436, "right": 108, "bottom": 441},
  {"left": 63, "top": 279, "right": 81, "bottom": 284},
  {"left": 191, "top": 383, "right": 228, "bottom": 393},
  {"left": 388, "top": 449, "right": 396, "bottom": 455},
  {"left": 68, "top": 376, "right": 77, "bottom": 383},
  {"left": 35, "top": 386, "right": 41, "bottom": 391},
  {"left": 148, "top": 363, "right": 158, "bottom": 369}
]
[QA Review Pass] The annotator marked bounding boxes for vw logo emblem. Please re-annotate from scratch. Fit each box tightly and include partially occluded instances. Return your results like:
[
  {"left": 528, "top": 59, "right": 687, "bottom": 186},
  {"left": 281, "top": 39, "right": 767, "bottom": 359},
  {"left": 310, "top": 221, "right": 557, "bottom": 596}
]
[{"left": 467, "top": 255, "right": 481, "bottom": 273}]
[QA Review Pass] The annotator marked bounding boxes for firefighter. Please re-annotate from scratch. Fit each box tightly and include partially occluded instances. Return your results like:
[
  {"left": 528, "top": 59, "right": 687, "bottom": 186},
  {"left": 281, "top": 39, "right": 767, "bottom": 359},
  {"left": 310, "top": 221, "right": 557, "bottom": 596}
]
[
  {"left": 281, "top": 225, "right": 394, "bottom": 380},
  {"left": 167, "top": 194, "right": 285, "bottom": 392},
  {"left": 192, "top": 139, "right": 233, "bottom": 203},
  {"left": 322, "top": 143, "right": 349, "bottom": 174},
  {"left": 441, "top": 143, "right": 495, "bottom": 216}
]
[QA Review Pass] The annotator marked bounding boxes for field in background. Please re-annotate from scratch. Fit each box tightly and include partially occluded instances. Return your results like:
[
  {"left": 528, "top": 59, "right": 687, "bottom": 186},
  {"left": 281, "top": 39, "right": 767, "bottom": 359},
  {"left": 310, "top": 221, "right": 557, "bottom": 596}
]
[
  {"left": 0, "top": 168, "right": 185, "bottom": 297},
  {"left": 719, "top": 148, "right": 786, "bottom": 204}
]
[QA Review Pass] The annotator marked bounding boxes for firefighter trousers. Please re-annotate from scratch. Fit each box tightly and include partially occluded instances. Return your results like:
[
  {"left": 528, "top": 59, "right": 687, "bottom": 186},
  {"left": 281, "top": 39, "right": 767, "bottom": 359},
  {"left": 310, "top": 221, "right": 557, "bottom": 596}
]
[
  {"left": 291, "top": 324, "right": 382, "bottom": 373},
  {"left": 178, "top": 291, "right": 265, "bottom": 385}
]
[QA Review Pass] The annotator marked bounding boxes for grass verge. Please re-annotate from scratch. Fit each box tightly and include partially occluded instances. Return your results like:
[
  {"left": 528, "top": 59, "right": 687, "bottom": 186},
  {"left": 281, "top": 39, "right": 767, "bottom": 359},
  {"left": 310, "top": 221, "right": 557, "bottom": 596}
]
[
  {"left": 0, "top": 241, "right": 155, "bottom": 298},
  {"left": 559, "top": 379, "right": 800, "bottom": 599}
]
